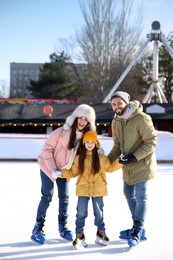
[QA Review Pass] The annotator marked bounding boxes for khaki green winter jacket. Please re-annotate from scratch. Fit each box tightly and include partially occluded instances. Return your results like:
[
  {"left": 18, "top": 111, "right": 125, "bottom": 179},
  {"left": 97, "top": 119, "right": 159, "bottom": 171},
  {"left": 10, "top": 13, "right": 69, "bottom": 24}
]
[{"left": 108, "top": 101, "right": 157, "bottom": 185}]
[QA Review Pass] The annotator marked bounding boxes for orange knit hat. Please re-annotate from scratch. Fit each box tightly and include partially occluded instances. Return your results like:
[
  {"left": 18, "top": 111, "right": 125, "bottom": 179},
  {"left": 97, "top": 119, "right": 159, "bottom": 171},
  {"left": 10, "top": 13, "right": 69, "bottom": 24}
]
[{"left": 82, "top": 130, "right": 99, "bottom": 146}]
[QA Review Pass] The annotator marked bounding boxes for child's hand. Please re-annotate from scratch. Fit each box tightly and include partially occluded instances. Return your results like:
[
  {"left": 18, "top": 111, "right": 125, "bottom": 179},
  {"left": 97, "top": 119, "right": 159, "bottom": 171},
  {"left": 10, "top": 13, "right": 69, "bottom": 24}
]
[{"left": 51, "top": 170, "right": 62, "bottom": 179}]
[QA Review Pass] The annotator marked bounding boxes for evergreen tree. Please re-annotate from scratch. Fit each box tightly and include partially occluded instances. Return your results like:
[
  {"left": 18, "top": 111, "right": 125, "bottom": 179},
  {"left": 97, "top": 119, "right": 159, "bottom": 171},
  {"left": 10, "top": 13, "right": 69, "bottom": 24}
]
[
  {"left": 159, "top": 33, "right": 173, "bottom": 102},
  {"left": 141, "top": 32, "right": 173, "bottom": 102},
  {"left": 28, "top": 52, "right": 79, "bottom": 99}
]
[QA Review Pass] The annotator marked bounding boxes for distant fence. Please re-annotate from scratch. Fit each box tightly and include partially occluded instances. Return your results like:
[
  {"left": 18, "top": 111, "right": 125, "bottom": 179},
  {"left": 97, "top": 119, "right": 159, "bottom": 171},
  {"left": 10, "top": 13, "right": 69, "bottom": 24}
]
[{"left": 0, "top": 131, "right": 172, "bottom": 162}]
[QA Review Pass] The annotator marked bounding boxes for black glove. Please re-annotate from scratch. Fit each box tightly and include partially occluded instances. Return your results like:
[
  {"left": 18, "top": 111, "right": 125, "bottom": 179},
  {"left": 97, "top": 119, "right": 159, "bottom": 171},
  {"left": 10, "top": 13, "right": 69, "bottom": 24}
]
[{"left": 119, "top": 154, "right": 136, "bottom": 165}]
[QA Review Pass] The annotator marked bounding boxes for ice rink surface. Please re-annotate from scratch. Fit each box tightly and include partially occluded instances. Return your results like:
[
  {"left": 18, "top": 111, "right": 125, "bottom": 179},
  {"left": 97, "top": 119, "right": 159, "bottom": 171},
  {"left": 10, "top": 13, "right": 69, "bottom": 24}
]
[{"left": 0, "top": 162, "right": 173, "bottom": 260}]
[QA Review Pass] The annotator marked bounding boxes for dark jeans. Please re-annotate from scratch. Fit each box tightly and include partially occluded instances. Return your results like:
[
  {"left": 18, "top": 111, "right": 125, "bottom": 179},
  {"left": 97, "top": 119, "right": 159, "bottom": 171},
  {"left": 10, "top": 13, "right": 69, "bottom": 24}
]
[
  {"left": 36, "top": 170, "right": 69, "bottom": 224},
  {"left": 75, "top": 196, "right": 105, "bottom": 235}
]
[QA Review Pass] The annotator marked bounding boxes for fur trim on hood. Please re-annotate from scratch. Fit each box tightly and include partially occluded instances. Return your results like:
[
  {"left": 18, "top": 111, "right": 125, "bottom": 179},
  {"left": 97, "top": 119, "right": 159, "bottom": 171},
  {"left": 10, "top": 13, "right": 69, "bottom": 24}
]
[{"left": 63, "top": 104, "right": 96, "bottom": 131}]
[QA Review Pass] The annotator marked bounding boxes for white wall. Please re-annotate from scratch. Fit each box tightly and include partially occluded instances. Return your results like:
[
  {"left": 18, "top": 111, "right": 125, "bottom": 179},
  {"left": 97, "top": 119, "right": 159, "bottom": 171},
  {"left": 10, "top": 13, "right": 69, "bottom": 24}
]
[{"left": 0, "top": 131, "right": 172, "bottom": 161}]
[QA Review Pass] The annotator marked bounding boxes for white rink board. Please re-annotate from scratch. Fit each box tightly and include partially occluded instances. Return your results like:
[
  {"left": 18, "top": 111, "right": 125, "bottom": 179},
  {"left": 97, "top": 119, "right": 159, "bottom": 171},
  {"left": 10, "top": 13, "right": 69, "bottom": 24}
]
[{"left": 0, "top": 131, "right": 172, "bottom": 161}]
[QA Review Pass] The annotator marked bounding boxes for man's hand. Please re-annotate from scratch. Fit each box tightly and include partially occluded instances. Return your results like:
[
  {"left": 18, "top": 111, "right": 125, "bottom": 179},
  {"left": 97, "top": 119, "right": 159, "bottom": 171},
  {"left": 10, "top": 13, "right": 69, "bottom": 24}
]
[
  {"left": 51, "top": 170, "right": 62, "bottom": 179},
  {"left": 119, "top": 154, "right": 136, "bottom": 165}
]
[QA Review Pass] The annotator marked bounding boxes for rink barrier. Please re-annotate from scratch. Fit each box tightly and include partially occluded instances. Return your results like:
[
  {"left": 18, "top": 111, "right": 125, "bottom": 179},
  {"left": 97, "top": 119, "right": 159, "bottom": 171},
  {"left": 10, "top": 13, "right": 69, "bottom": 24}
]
[{"left": 0, "top": 132, "right": 172, "bottom": 162}]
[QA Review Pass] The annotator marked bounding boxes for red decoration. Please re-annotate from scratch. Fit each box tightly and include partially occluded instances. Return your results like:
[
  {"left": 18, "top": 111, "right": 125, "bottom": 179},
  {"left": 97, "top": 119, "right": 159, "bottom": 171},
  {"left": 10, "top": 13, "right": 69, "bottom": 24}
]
[{"left": 43, "top": 105, "right": 53, "bottom": 117}]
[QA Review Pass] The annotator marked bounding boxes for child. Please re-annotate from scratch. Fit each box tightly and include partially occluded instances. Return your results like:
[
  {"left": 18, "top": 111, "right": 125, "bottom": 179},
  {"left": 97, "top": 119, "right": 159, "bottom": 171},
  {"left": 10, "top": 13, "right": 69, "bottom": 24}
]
[{"left": 52, "top": 130, "right": 122, "bottom": 248}]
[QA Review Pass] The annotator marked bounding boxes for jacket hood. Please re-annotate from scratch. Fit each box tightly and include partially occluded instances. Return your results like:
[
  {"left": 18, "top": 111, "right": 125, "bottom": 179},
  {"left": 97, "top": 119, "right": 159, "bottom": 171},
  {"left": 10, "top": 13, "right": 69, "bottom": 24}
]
[
  {"left": 129, "top": 100, "right": 143, "bottom": 118},
  {"left": 63, "top": 104, "right": 96, "bottom": 131},
  {"left": 114, "top": 100, "right": 143, "bottom": 121}
]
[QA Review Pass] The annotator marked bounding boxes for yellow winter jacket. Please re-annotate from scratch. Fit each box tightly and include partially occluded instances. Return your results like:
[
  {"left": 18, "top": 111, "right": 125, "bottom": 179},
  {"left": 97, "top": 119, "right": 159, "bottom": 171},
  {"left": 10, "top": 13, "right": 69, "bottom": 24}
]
[{"left": 61, "top": 151, "right": 122, "bottom": 197}]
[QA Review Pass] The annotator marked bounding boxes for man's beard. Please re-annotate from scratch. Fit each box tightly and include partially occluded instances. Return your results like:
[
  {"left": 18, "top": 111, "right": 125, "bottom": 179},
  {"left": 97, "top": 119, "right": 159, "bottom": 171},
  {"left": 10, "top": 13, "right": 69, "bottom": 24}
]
[{"left": 114, "top": 106, "right": 127, "bottom": 116}]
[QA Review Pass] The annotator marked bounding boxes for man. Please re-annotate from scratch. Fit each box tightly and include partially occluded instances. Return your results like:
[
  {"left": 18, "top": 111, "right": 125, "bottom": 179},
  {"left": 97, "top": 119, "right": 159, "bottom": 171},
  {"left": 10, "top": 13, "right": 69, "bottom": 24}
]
[{"left": 108, "top": 91, "right": 157, "bottom": 247}]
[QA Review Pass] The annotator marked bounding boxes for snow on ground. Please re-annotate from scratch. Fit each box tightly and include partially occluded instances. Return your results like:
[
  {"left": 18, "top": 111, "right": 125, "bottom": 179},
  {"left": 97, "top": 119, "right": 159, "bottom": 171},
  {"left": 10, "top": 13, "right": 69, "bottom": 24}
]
[{"left": 0, "top": 161, "right": 173, "bottom": 260}]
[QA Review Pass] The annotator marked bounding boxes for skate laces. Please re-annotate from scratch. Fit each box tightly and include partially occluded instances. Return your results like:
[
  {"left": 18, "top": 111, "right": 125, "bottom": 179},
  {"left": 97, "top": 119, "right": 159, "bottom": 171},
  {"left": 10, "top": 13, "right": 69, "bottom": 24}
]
[
  {"left": 33, "top": 227, "right": 45, "bottom": 237},
  {"left": 64, "top": 224, "right": 70, "bottom": 231},
  {"left": 36, "top": 223, "right": 45, "bottom": 235},
  {"left": 59, "top": 223, "right": 71, "bottom": 232},
  {"left": 131, "top": 226, "right": 142, "bottom": 241},
  {"left": 39, "top": 229, "right": 45, "bottom": 235}
]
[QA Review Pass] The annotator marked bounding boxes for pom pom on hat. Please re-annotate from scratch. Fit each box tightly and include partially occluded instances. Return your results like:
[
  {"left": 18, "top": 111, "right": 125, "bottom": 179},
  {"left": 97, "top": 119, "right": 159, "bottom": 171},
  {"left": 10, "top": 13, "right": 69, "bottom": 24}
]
[
  {"left": 82, "top": 130, "right": 99, "bottom": 146},
  {"left": 111, "top": 91, "right": 130, "bottom": 104},
  {"left": 63, "top": 104, "right": 96, "bottom": 131}
]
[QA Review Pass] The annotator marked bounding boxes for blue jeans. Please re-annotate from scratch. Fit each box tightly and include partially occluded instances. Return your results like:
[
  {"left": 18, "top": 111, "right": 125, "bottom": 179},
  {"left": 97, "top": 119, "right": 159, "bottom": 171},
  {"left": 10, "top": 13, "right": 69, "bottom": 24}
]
[
  {"left": 36, "top": 170, "right": 69, "bottom": 224},
  {"left": 75, "top": 196, "right": 105, "bottom": 235},
  {"left": 123, "top": 181, "right": 148, "bottom": 225}
]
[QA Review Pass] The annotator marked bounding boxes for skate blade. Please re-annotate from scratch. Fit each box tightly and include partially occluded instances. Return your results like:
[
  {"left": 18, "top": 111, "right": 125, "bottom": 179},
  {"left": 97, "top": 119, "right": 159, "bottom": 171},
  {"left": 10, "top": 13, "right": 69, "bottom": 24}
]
[
  {"left": 95, "top": 238, "right": 108, "bottom": 246},
  {"left": 60, "top": 236, "right": 73, "bottom": 242},
  {"left": 31, "top": 237, "right": 46, "bottom": 245},
  {"left": 73, "top": 242, "right": 88, "bottom": 250}
]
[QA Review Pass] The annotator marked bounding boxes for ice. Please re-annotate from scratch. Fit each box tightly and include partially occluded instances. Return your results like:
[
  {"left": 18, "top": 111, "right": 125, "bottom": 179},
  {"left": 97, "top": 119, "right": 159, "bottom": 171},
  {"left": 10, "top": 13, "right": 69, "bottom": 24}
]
[
  {"left": 0, "top": 133, "right": 173, "bottom": 259},
  {"left": 0, "top": 161, "right": 173, "bottom": 260}
]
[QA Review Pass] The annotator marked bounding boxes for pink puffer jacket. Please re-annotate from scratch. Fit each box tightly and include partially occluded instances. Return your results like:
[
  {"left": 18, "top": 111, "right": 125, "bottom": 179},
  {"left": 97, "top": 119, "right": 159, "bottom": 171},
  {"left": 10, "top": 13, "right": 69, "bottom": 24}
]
[{"left": 38, "top": 127, "right": 72, "bottom": 182}]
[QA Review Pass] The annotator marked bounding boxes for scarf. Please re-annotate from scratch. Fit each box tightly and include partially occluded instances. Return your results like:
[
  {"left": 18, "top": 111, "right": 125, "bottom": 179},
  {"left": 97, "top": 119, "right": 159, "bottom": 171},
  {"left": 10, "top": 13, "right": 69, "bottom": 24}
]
[
  {"left": 61, "top": 129, "right": 83, "bottom": 170},
  {"left": 114, "top": 103, "right": 136, "bottom": 120}
]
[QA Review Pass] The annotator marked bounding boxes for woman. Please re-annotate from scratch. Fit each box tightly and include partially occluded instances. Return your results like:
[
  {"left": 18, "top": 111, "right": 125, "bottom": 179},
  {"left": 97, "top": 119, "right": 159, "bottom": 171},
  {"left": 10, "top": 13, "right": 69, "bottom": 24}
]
[{"left": 31, "top": 104, "right": 96, "bottom": 245}]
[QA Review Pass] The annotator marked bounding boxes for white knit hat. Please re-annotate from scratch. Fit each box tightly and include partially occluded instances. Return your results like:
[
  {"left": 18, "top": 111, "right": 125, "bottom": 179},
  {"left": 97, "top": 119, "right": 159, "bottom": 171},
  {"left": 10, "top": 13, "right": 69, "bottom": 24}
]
[
  {"left": 63, "top": 104, "right": 96, "bottom": 131},
  {"left": 111, "top": 91, "right": 130, "bottom": 104}
]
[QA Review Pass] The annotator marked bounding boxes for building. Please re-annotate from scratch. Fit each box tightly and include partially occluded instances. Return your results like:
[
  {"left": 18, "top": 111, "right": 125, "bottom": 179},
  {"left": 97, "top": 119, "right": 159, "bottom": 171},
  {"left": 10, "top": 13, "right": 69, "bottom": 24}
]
[
  {"left": 9, "top": 62, "right": 84, "bottom": 99},
  {"left": 0, "top": 99, "right": 173, "bottom": 135},
  {"left": 10, "top": 62, "right": 43, "bottom": 97}
]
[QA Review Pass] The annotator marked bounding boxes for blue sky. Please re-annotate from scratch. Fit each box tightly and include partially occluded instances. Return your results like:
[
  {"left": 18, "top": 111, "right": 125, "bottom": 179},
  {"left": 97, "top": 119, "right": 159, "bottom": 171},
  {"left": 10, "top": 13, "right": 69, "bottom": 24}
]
[{"left": 0, "top": 0, "right": 173, "bottom": 95}]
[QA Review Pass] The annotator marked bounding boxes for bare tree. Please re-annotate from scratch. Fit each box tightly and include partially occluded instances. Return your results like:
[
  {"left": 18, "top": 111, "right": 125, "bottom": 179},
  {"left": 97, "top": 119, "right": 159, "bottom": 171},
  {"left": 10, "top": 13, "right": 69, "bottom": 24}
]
[
  {"left": 0, "top": 80, "right": 8, "bottom": 97},
  {"left": 75, "top": 0, "right": 143, "bottom": 102},
  {"left": 56, "top": 0, "right": 143, "bottom": 102}
]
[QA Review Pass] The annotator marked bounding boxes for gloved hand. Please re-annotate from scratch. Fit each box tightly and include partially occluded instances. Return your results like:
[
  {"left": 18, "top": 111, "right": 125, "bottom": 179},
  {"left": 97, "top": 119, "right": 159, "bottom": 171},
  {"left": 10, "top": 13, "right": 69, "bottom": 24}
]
[
  {"left": 51, "top": 170, "right": 62, "bottom": 179},
  {"left": 119, "top": 154, "right": 136, "bottom": 165}
]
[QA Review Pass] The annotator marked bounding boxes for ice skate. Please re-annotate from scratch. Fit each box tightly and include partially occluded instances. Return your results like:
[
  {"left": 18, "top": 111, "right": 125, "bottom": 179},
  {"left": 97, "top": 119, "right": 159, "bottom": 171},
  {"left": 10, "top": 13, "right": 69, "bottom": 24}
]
[
  {"left": 31, "top": 222, "right": 46, "bottom": 245},
  {"left": 72, "top": 234, "right": 88, "bottom": 249},
  {"left": 128, "top": 222, "right": 143, "bottom": 248},
  {"left": 59, "top": 223, "right": 73, "bottom": 241},
  {"left": 119, "top": 227, "right": 147, "bottom": 240},
  {"left": 95, "top": 230, "right": 110, "bottom": 246}
]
